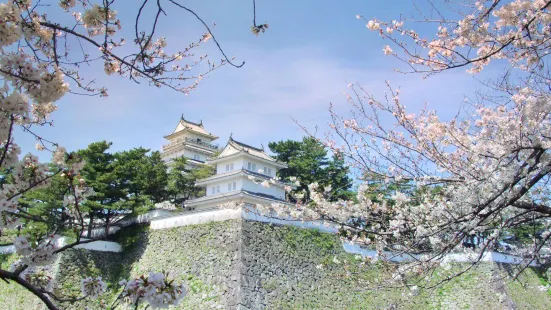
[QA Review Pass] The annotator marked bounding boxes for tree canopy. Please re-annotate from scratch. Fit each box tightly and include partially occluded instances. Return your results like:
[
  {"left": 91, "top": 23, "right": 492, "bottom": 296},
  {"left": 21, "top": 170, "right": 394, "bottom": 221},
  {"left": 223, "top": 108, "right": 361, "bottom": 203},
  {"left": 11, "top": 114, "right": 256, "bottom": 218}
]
[
  {"left": 167, "top": 156, "right": 214, "bottom": 204},
  {"left": 268, "top": 137, "right": 353, "bottom": 201},
  {"left": 17, "top": 141, "right": 170, "bottom": 238},
  {"left": 19, "top": 143, "right": 215, "bottom": 240}
]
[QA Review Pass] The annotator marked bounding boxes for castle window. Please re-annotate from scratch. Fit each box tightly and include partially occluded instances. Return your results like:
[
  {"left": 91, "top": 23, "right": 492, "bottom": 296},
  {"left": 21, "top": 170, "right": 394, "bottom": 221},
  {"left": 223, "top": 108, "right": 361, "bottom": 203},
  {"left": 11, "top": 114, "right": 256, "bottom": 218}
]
[
  {"left": 247, "top": 162, "right": 256, "bottom": 171},
  {"left": 226, "top": 163, "right": 234, "bottom": 172}
]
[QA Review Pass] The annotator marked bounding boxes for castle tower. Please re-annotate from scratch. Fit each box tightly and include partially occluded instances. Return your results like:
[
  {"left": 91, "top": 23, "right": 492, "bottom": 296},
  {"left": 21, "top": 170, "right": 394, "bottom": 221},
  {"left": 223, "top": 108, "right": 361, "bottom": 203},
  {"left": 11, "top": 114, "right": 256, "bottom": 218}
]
[
  {"left": 161, "top": 115, "right": 219, "bottom": 166},
  {"left": 185, "top": 137, "right": 291, "bottom": 210}
]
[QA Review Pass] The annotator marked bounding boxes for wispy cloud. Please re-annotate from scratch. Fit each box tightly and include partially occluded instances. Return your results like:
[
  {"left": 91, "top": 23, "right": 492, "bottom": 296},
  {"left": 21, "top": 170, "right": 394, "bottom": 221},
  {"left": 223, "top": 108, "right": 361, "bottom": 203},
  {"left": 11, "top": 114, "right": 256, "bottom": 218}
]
[{"left": 17, "top": 42, "right": 480, "bottom": 161}]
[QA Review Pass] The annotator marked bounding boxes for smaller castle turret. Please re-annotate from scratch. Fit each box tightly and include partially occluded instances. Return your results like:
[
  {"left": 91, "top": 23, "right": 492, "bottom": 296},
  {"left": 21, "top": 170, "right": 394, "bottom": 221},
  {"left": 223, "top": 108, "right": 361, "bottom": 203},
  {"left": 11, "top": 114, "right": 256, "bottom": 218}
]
[{"left": 185, "top": 137, "right": 291, "bottom": 210}]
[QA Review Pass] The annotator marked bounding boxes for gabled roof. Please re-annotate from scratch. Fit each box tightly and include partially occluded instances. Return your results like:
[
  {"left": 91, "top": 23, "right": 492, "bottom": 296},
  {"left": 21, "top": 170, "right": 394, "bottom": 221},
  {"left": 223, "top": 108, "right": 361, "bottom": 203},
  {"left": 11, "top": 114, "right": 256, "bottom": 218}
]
[
  {"left": 164, "top": 115, "right": 218, "bottom": 139},
  {"left": 195, "top": 169, "right": 292, "bottom": 187},
  {"left": 184, "top": 189, "right": 292, "bottom": 208},
  {"left": 211, "top": 137, "right": 285, "bottom": 168}
]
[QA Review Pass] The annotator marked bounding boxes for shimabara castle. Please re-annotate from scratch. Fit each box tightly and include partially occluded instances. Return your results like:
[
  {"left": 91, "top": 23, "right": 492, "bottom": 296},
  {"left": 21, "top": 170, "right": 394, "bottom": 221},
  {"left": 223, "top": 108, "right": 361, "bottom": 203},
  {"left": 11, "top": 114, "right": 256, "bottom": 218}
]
[
  {"left": 161, "top": 115, "right": 290, "bottom": 210},
  {"left": 2, "top": 117, "right": 551, "bottom": 310}
]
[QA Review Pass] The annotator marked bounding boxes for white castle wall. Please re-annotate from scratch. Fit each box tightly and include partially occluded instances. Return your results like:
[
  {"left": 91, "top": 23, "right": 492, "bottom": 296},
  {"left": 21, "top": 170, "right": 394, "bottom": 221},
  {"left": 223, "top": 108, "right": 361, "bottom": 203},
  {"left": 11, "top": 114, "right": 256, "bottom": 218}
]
[
  {"left": 82, "top": 209, "right": 173, "bottom": 238},
  {"left": 150, "top": 207, "right": 242, "bottom": 230},
  {"left": 73, "top": 240, "right": 122, "bottom": 252},
  {"left": 205, "top": 176, "right": 285, "bottom": 199},
  {"left": 0, "top": 244, "right": 15, "bottom": 254},
  {"left": 0, "top": 238, "right": 122, "bottom": 254},
  {"left": 206, "top": 177, "right": 244, "bottom": 196},
  {"left": 214, "top": 157, "right": 277, "bottom": 177},
  {"left": 215, "top": 157, "right": 240, "bottom": 174},
  {"left": 0, "top": 207, "right": 534, "bottom": 265},
  {"left": 242, "top": 178, "right": 285, "bottom": 199}
]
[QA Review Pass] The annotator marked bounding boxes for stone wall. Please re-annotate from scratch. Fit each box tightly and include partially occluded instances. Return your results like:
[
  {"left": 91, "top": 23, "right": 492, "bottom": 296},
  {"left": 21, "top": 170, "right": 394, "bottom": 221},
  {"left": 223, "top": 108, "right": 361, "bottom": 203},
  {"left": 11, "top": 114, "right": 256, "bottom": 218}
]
[
  {"left": 3, "top": 219, "right": 551, "bottom": 309},
  {"left": 239, "top": 220, "right": 551, "bottom": 309},
  {"left": 131, "top": 219, "right": 243, "bottom": 308},
  {"left": 50, "top": 219, "right": 243, "bottom": 309}
]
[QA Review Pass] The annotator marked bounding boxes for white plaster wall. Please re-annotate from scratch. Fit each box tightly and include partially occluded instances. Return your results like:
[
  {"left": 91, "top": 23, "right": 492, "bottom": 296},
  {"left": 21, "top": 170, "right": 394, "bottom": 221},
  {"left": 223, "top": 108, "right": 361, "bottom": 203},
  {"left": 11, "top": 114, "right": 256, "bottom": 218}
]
[
  {"left": 0, "top": 209, "right": 169, "bottom": 254},
  {"left": 82, "top": 209, "right": 174, "bottom": 238},
  {"left": 185, "top": 132, "right": 216, "bottom": 143},
  {"left": 183, "top": 149, "right": 207, "bottom": 162},
  {"left": 150, "top": 207, "right": 242, "bottom": 230},
  {"left": 242, "top": 178, "right": 285, "bottom": 199},
  {"left": 244, "top": 207, "right": 337, "bottom": 233},
  {"left": 170, "top": 132, "right": 215, "bottom": 144},
  {"left": 241, "top": 157, "right": 277, "bottom": 177},
  {"left": 203, "top": 172, "right": 285, "bottom": 198},
  {"left": 120, "top": 209, "right": 173, "bottom": 225},
  {"left": 0, "top": 238, "right": 122, "bottom": 254},
  {"left": 74, "top": 240, "right": 122, "bottom": 252},
  {"left": 240, "top": 158, "right": 251, "bottom": 171},
  {"left": 215, "top": 156, "right": 278, "bottom": 177},
  {"left": 164, "top": 130, "right": 217, "bottom": 162},
  {"left": 83, "top": 226, "right": 121, "bottom": 239},
  {"left": 0, "top": 207, "right": 534, "bottom": 265},
  {"left": 215, "top": 158, "right": 240, "bottom": 174},
  {"left": 341, "top": 242, "right": 536, "bottom": 266},
  {"left": 242, "top": 207, "right": 535, "bottom": 266},
  {"left": 0, "top": 244, "right": 15, "bottom": 254},
  {"left": 206, "top": 178, "right": 243, "bottom": 196},
  {"left": 185, "top": 133, "right": 202, "bottom": 141}
]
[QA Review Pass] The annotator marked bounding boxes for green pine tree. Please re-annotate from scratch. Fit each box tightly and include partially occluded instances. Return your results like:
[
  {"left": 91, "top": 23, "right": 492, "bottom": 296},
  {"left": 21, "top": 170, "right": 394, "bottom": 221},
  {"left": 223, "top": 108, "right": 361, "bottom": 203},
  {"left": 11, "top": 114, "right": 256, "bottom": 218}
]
[{"left": 269, "top": 137, "right": 353, "bottom": 201}]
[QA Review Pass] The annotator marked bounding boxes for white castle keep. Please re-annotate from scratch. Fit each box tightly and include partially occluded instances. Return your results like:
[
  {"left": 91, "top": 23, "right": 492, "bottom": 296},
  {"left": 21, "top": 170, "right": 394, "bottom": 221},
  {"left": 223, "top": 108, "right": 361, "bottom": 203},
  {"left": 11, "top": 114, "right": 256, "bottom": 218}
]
[
  {"left": 161, "top": 116, "right": 291, "bottom": 209},
  {"left": 186, "top": 136, "right": 291, "bottom": 209},
  {"left": 161, "top": 115, "right": 219, "bottom": 166}
]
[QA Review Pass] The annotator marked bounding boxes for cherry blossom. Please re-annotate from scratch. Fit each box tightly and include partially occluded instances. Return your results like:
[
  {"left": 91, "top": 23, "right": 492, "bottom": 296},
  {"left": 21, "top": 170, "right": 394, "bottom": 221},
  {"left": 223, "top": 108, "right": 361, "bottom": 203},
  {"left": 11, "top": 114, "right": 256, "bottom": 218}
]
[
  {"left": 0, "top": 1, "right": 262, "bottom": 308},
  {"left": 255, "top": 0, "right": 551, "bottom": 287},
  {"left": 119, "top": 272, "right": 187, "bottom": 309},
  {"left": 155, "top": 201, "right": 177, "bottom": 210},
  {"left": 14, "top": 235, "right": 59, "bottom": 266},
  {"left": 80, "top": 276, "right": 107, "bottom": 299}
]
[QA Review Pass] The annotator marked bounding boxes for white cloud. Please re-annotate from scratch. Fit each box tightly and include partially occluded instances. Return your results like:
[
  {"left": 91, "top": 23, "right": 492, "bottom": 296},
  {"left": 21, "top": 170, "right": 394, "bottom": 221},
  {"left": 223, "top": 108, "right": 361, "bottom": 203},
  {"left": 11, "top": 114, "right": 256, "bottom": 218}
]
[{"left": 16, "top": 43, "right": 481, "bottom": 161}]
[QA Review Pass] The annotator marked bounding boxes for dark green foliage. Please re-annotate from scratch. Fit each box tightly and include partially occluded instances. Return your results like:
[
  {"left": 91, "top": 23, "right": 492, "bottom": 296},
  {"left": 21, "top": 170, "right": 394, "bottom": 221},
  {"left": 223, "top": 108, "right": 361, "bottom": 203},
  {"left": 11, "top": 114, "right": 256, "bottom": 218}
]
[
  {"left": 360, "top": 176, "right": 416, "bottom": 204},
  {"left": 110, "top": 223, "right": 149, "bottom": 252},
  {"left": 111, "top": 148, "right": 168, "bottom": 204},
  {"left": 506, "top": 222, "right": 545, "bottom": 243},
  {"left": 16, "top": 171, "right": 79, "bottom": 243},
  {"left": 17, "top": 141, "right": 169, "bottom": 239},
  {"left": 0, "top": 228, "right": 18, "bottom": 245},
  {"left": 167, "top": 156, "right": 214, "bottom": 202},
  {"left": 140, "top": 151, "right": 170, "bottom": 203},
  {"left": 78, "top": 142, "right": 133, "bottom": 236},
  {"left": 268, "top": 137, "right": 353, "bottom": 201},
  {"left": 76, "top": 141, "right": 170, "bottom": 236}
]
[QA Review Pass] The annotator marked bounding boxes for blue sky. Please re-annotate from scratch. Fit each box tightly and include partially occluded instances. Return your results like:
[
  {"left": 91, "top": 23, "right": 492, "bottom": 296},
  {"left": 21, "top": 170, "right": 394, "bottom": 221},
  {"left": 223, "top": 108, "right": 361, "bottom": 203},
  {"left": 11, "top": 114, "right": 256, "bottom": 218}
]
[{"left": 18, "top": 0, "right": 483, "bottom": 159}]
